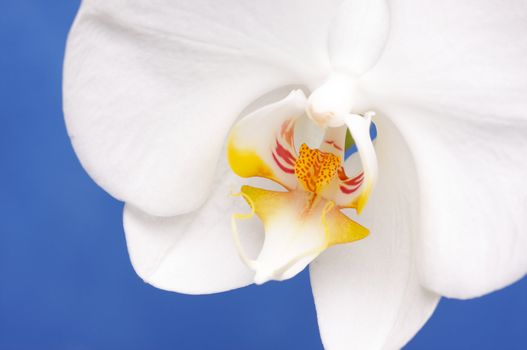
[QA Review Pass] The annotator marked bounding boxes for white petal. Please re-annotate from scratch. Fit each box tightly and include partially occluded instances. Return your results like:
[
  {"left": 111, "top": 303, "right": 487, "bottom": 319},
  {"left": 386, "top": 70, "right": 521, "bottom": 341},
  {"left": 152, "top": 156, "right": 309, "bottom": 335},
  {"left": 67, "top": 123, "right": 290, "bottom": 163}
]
[
  {"left": 123, "top": 155, "right": 263, "bottom": 294},
  {"left": 360, "top": 0, "right": 527, "bottom": 298},
  {"left": 328, "top": 0, "right": 390, "bottom": 76},
  {"left": 310, "top": 116, "right": 439, "bottom": 350},
  {"left": 376, "top": 103, "right": 527, "bottom": 300},
  {"left": 64, "top": 0, "right": 342, "bottom": 216},
  {"left": 361, "top": 0, "right": 527, "bottom": 117}
]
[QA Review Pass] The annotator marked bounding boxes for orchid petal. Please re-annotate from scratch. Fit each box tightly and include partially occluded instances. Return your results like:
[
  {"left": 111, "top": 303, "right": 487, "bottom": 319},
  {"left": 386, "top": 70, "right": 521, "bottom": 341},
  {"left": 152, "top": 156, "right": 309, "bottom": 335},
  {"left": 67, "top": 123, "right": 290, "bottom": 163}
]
[
  {"left": 360, "top": 0, "right": 527, "bottom": 298},
  {"left": 122, "top": 156, "right": 263, "bottom": 294},
  {"left": 64, "top": 0, "right": 342, "bottom": 216},
  {"left": 376, "top": 103, "right": 527, "bottom": 300},
  {"left": 310, "top": 116, "right": 439, "bottom": 350}
]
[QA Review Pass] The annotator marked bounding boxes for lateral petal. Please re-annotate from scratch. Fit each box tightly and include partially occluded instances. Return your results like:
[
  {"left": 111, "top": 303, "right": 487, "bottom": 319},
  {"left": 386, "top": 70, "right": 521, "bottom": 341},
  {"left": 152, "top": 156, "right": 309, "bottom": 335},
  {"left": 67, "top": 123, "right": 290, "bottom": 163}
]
[
  {"left": 361, "top": 0, "right": 527, "bottom": 298},
  {"left": 375, "top": 103, "right": 527, "bottom": 299},
  {"left": 310, "top": 116, "right": 439, "bottom": 350},
  {"left": 64, "top": 0, "right": 341, "bottom": 216}
]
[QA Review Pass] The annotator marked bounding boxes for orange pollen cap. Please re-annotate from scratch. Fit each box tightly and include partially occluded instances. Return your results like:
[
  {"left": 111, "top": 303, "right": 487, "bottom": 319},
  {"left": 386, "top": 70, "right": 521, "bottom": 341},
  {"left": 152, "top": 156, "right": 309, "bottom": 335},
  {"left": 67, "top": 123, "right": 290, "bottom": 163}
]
[{"left": 294, "top": 144, "right": 341, "bottom": 194}]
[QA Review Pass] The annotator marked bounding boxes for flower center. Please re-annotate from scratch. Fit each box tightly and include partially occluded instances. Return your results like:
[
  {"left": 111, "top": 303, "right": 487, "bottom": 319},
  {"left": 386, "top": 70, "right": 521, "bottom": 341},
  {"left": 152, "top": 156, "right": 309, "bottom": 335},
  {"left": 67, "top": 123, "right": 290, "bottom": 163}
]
[
  {"left": 295, "top": 144, "right": 341, "bottom": 194},
  {"left": 226, "top": 79, "right": 378, "bottom": 284}
]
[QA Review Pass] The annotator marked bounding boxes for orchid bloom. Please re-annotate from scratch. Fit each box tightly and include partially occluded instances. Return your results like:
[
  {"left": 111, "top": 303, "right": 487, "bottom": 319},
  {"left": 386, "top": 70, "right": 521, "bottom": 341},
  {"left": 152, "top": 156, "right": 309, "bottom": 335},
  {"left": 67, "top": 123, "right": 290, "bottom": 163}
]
[{"left": 63, "top": 0, "right": 527, "bottom": 349}]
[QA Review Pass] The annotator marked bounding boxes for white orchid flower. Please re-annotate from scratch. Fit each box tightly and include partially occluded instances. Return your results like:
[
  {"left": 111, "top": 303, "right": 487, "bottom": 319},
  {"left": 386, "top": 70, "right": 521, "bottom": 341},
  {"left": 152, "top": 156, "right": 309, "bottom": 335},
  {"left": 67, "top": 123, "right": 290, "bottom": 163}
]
[{"left": 63, "top": 0, "right": 527, "bottom": 348}]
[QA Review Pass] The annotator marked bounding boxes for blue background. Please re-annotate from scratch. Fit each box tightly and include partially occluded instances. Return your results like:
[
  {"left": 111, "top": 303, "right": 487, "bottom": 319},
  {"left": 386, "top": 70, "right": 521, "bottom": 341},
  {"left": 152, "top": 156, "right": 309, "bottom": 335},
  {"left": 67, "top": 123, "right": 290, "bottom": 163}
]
[{"left": 1, "top": 1, "right": 526, "bottom": 349}]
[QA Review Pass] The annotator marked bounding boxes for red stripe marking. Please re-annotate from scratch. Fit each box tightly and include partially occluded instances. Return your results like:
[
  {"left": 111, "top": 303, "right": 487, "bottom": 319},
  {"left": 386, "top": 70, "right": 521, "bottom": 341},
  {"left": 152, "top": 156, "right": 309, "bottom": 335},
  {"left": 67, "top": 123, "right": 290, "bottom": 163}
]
[
  {"left": 272, "top": 152, "right": 295, "bottom": 174},
  {"left": 338, "top": 168, "right": 364, "bottom": 185},
  {"left": 343, "top": 173, "right": 364, "bottom": 186},
  {"left": 275, "top": 140, "right": 296, "bottom": 166},
  {"left": 340, "top": 184, "right": 361, "bottom": 194}
]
